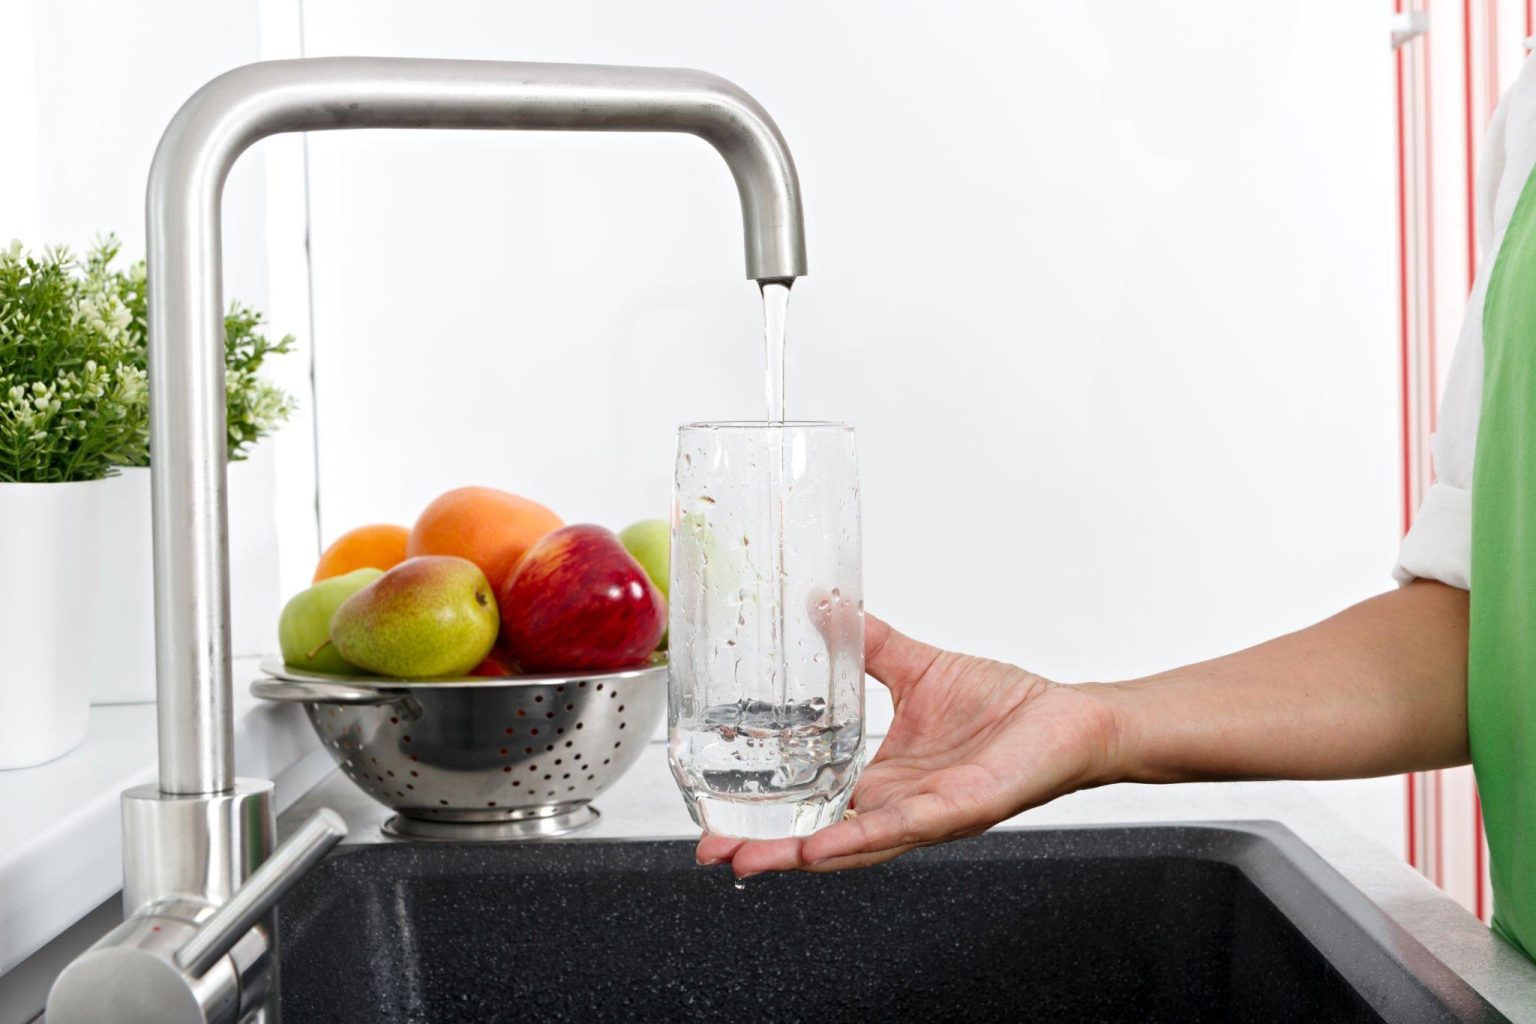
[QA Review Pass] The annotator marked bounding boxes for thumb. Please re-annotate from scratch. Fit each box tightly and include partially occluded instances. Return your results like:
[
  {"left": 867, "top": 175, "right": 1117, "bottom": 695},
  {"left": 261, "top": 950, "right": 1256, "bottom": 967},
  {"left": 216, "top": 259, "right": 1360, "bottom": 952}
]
[{"left": 864, "top": 614, "right": 943, "bottom": 697}]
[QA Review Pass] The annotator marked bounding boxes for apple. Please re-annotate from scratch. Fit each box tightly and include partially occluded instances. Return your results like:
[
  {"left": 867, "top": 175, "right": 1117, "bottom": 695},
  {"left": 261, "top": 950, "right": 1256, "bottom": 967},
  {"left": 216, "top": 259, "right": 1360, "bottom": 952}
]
[
  {"left": 617, "top": 519, "right": 669, "bottom": 598},
  {"left": 278, "top": 568, "right": 384, "bottom": 674},
  {"left": 499, "top": 524, "right": 666, "bottom": 672},
  {"left": 618, "top": 518, "right": 670, "bottom": 652}
]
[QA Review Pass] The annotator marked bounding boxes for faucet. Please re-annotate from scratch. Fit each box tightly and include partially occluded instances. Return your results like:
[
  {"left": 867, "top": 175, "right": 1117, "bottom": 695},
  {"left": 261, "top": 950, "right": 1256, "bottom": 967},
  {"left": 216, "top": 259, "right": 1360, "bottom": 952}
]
[{"left": 46, "top": 57, "right": 807, "bottom": 1023}]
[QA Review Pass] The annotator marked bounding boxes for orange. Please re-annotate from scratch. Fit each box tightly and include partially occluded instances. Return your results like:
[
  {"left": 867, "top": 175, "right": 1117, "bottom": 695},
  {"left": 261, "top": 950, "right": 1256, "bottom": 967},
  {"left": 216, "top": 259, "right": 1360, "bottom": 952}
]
[
  {"left": 407, "top": 486, "right": 562, "bottom": 592},
  {"left": 313, "top": 524, "right": 411, "bottom": 582}
]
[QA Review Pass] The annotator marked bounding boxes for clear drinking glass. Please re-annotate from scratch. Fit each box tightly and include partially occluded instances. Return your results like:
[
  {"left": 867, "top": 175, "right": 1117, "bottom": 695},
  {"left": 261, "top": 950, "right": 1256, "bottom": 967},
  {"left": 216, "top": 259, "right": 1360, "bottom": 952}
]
[{"left": 668, "top": 421, "right": 865, "bottom": 838}]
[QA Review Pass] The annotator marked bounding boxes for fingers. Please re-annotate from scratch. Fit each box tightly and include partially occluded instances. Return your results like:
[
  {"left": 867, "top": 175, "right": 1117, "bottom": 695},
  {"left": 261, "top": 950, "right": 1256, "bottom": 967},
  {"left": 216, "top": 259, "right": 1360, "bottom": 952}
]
[
  {"left": 695, "top": 833, "right": 745, "bottom": 865},
  {"left": 863, "top": 614, "right": 943, "bottom": 698},
  {"left": 800, "top": 791, "right": 966, "bottom": 865}
]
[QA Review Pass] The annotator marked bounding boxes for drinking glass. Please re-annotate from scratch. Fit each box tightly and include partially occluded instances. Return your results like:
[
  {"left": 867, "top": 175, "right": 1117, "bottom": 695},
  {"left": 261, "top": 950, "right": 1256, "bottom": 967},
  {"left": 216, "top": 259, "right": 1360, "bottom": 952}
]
[{"left": 667, "top": 421, "right": 864, "bottom": 838}]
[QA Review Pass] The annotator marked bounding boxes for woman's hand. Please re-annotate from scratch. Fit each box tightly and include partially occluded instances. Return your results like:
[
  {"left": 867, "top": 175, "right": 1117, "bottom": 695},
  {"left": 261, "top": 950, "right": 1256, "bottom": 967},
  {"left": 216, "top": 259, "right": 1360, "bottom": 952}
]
[{"left": 694, "top": 614, "right": 1123, "bottom": 878}]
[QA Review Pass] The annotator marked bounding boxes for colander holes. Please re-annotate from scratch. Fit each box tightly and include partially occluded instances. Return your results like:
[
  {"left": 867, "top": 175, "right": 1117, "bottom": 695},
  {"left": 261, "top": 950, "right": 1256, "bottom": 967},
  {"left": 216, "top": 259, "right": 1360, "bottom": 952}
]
[
  {"left": 554, "top": 758, "right": 562, "bottom": 765},
  {"left": 544, "top": 774, "right": 552, "bottom": 781},
  {"left": 516, "top": 709, "right": 526, "bottom": 718},
  {"left": 603, "top": 758, "right": 611, "bottom": 765},
  {"left": 587, "top": 774, "right": 595, "bottom": 782},
  {"left": 556, "top": 727, "right": 565, "bottom": 735},
  {"left": 529, "top": 764, "right": 538, "bottom": 772},
  {"left": 386, "top": 770, "right": 395, "bottom": 777},
  {"left": 546, "top": 712, "right": 555, "bottom": 719},
  {"left": 504, "top": 727, "right": 514, "bottom": 736},
  {"left": 410, "top": 755, "right": 418, "bottom": 762},
  {"left": 402, "top": 735, "right": 412, "bottom": 743},
  {"left": 573, "top": 752, "right": 581, "bottom": 759},
  {"left": 406, "top": 784, "right": 414, "bottom": 790},
  {"left": 618, "top": 705, "right": 625, "bottom": 712},
  {"left": 562, "top": 773, "right": 570, "bottom": 779},
  {"left": 371, "top": 757, "right": 379, "bottom": 765},
  {"left": 576, "top": 723, "right": 584, "bottom": 730},
  {"left": 410, "top": 770, "right": 418, "bottom": 777},
  {"left": 620, "top": 723, "right": 627, "bottom": 730},
  {"left": 390, "top": 716, "right": 399, "bottom": 724},
  {"left": 610, "top": 691, "right": 617, "bottom": 700},
  {"left": 546, "top": 744, "right": 554, "bottom": 752},
  {"left": 596, "top": 684, "right": 604, "bottom": 691},
  {"left": 503, "top": 766, "right": 512, "bottom": 773},
  {"left": 396, "top": 790, "right": 404, "bottom": 797},
  {"left": 524, "top": 746, "right": 534, "bottom": 754},
  {"left": 487, "top": 802, "right": 498, "bottom": 808},
  {"left": 535, "top": 695, "right": 544, "bottom": 703},
  {"left": 512, "top": 780, "right": 521, "bottom": 787},
  {"left": 439, "top": 799, "right": 449, "bottom": 806},
  {"left": 568, "top": 786, "right": 576, "bottom": 793},
  {"left": 376, "top": 775, "right": 385, "bottom": 782},
  {"left": 530, "top": 728, "right": 539, "bottom": 735},
  {"left": 565, "top": 703, "right": 574, "bottom": 711},
  {"left": 547, "top": 790, "right": 556, "bottom": 797},
  {"left": 556, "top": 685, "right": 565, "bottom": 692},
  {"left": 614, "top": 742, "right": 622, "bottom": 749},
  {"left": 566, "top": 741, "right": 574, "bottom": 749},
  {"left": 578, "top": 681, "right": 587, "bottom": 688}
]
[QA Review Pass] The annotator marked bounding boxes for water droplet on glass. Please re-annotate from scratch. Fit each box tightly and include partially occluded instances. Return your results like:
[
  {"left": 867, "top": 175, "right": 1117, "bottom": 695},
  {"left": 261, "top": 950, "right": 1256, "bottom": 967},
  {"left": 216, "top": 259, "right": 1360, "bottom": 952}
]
[{"left": 733, "top": 877, "right": 748, "bottom": 892}]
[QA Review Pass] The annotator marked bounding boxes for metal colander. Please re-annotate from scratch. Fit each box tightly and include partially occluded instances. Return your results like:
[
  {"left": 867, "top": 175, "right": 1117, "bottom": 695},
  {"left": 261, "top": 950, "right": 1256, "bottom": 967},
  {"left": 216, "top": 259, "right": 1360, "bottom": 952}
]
[{"left": 253, "top": 655, "right": 666, "bottom": 839}]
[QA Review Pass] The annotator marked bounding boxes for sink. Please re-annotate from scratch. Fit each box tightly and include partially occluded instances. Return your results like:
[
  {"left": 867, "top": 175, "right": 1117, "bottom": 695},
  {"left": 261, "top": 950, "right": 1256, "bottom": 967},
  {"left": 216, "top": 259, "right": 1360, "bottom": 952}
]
[{"left": 275, "top": 822, "right": 1506, "bottom": 1023}]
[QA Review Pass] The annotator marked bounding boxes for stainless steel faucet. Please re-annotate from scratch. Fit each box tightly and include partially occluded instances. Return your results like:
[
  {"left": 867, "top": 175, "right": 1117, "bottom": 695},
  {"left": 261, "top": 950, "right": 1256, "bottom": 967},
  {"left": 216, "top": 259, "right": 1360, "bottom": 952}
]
[{"left": 46, "top": 57, "right": 807, "bottom": 1023}]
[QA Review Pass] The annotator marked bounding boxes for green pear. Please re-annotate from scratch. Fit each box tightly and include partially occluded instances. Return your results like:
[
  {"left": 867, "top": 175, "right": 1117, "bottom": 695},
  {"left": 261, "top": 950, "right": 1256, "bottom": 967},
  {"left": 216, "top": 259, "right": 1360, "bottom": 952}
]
[
  {"left": 279, "top": 568, "right": 384, "bottom": 675},
  {"left": 330, "top": 556, "right": 499, "bottom": 678},
  {"left": 619, "top": 518, "right": 670, "bottom": 650}
]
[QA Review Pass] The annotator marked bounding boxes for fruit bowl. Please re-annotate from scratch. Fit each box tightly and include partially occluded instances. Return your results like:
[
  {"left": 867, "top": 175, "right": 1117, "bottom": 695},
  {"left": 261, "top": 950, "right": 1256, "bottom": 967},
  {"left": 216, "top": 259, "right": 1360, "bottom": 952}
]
[{"left": 252, "top": 655, "right": 666, "bottom": 839}]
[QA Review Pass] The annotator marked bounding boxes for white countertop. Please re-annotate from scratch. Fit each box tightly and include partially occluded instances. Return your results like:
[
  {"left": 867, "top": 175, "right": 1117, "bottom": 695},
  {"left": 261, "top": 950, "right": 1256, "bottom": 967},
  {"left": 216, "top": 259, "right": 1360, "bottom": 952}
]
[{"left": 0, "top": 657, "right": 332, "bottom": 977}]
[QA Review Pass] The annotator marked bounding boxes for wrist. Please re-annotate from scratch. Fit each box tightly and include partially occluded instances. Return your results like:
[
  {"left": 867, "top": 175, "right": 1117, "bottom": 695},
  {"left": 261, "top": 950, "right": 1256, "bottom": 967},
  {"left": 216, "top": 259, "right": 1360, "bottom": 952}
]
[{"left": 1065, "top": 680, "right": 1143, "bottom": 788}]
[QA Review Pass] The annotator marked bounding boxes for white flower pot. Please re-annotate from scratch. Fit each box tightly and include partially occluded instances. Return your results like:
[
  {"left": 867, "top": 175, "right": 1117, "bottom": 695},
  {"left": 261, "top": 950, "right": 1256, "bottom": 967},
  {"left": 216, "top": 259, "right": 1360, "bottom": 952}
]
[
  {"left": 0, "top": 480, "right": 98, "bottom": 768},
  {"left": 89, "top": 444, "right": 282, "bottom": 704}
]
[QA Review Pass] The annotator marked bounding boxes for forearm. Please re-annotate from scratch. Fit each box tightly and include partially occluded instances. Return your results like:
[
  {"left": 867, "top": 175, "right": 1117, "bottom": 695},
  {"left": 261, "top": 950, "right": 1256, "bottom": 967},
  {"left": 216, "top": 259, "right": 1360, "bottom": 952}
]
[{"left": 1087, "top": 580, "right": 1469, "bottom": 784}]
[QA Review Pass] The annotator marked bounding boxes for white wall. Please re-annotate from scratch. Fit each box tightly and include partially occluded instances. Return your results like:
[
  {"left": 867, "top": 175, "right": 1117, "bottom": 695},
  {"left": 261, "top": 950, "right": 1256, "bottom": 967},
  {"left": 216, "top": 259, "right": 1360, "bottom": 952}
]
[
  {"left": 296, "top": 2, "right": 1404, "bottom": 847},
  {"left": 8, "top": 0, "right": 303, "bottom": 657}
]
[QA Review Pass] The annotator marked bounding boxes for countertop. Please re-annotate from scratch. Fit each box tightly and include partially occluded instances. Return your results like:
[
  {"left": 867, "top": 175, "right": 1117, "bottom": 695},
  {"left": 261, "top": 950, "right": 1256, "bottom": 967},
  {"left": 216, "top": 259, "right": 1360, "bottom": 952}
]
[{"left": 0, "top": 658, "right": 332, "bottom": 977}]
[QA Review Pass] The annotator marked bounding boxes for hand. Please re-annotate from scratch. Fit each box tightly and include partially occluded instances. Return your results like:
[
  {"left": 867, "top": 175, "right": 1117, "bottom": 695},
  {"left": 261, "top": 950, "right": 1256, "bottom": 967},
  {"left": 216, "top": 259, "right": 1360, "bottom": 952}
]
[{"left": 695, "top": 614, "right": 1122, "bottom": 877}]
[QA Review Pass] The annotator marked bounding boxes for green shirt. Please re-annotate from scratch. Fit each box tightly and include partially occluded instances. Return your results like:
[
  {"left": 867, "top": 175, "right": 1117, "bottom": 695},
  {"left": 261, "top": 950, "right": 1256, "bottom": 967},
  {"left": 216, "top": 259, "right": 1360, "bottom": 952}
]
[{"left": 1470, "top": 157, "right": 1536, "bottom": 957}]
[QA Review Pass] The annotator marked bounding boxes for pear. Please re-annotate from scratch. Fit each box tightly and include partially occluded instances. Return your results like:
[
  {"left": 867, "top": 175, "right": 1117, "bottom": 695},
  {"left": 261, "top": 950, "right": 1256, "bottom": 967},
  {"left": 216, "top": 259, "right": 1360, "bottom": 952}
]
[
  {"left": 330, "top": 556, "right": 499, "bottom": 678},
  {"left": 279, "top": 568, "right": 384, "bottom": 675}
]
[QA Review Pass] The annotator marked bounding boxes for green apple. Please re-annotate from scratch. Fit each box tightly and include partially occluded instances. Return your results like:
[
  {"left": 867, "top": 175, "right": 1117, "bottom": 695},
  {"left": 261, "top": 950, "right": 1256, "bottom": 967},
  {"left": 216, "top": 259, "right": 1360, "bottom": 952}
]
[
  {"left": 619, "top": 518, "right": 670, "bottom": 650},
  {"left": 618, "top": 518, "right": 670, "bottom": 598},
  {"left": 279, "top": 568, "right": 383, "bottom": 674}
]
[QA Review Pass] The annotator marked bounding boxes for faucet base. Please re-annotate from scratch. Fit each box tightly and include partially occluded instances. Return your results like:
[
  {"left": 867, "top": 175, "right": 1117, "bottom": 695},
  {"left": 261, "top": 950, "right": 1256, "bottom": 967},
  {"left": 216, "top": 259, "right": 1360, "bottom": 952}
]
[
  {"left": 122, "top": 779, "right": 276, "bottom": 916},
  {"left": 121, "top": 779, "right": 279, "bottom": 1023}
]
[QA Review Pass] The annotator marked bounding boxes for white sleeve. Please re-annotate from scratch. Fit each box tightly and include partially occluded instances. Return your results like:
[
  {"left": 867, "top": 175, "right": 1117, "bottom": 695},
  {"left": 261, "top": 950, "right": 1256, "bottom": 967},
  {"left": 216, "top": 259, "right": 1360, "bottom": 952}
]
[{"left": 1392, "top": 91, "right": 1513, "bottom": 591}]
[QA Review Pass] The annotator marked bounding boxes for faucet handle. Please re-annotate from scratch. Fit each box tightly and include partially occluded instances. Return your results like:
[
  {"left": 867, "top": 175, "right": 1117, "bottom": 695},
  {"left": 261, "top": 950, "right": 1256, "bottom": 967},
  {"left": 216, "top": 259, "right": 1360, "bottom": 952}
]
[
  {"left": 47, "top": 808, "right": 346, "bottom": 1024},
  {"left": 176, "top": 808, "right": 347, "bottom": 975}
]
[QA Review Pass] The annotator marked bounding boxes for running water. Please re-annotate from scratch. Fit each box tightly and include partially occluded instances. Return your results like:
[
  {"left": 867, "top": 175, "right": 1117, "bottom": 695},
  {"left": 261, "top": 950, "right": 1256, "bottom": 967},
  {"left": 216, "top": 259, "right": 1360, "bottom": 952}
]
[{"left": 761, "top": 280, "right": 790, "bottom": 422}]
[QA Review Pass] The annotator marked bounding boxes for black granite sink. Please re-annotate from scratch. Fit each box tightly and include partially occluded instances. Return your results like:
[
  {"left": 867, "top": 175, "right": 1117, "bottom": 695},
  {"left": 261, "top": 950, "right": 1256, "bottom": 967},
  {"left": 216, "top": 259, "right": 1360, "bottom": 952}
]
[{"left": 274, "top": 822, "right": 1506, "bottom": 1023}]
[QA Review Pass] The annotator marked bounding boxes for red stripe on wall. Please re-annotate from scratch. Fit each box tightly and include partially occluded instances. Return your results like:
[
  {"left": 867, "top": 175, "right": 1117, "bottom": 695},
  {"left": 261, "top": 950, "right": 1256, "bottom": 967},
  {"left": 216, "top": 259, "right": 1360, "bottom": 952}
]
[
  {"left": 1465, "top": 0, "right": 1479, "bottom": 289},
  {"left": 1425, "top": 3, "right": 1440, "bottom": 438}
]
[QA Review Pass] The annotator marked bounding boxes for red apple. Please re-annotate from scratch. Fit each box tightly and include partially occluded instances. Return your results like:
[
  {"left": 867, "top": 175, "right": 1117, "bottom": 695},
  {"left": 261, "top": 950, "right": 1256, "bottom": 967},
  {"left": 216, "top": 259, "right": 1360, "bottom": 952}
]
[{"left": 498, "top": 524, "right": 667, "bottom": 672}]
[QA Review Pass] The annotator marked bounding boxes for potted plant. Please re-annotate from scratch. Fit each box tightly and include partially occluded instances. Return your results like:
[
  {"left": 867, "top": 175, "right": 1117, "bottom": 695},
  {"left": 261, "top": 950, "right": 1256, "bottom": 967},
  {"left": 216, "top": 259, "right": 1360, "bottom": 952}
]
[
  {"left": 0, "top": 240, "right": 149, "bottom": 766},
  {"left": 85, "top": 238, "right": 296, "bottom": 705},
  {"left": 0, "top": 239, "right": 295, "bottom": 753}
]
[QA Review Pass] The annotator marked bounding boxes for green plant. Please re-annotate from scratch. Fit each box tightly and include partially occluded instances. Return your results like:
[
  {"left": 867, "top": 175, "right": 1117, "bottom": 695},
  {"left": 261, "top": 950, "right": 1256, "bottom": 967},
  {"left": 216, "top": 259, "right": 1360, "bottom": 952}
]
[
  {"left": 0, "top": 236, "right": 295, "bottom": 483},
  {"left": 0, "top": 241, "right": 148, "bottom": 483}
]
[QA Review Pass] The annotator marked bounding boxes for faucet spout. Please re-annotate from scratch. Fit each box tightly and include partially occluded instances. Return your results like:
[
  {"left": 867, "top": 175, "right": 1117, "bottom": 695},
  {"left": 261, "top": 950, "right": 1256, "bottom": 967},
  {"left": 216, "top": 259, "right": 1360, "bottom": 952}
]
[{"left": 146, "top": 57, "right": 808, "bottom": 796}]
